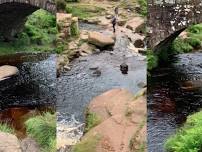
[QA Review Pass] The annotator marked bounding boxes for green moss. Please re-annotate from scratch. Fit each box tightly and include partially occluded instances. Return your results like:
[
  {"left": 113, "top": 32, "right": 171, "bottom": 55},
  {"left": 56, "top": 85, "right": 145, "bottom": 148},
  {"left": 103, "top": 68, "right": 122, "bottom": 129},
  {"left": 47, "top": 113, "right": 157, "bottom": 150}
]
[
  {"left": 184, "top": 37, "right": 201, "bottom": 49},
  {"left": 72, "top": 134, "right": 101, "bottom": 152},
  {"left": 129, "top": 119, "right": 146, "bottom": 152},
  {"left": 70, "top": 21, "right": 80, "bottom": 36},
  {"left": 85, "top": 111, "right": 101, "bottom": 133},
  {"left": 171, "top": 38, "right": 193, "bottom": 54},
  {"left": 165, "top": 111, "right": 202, "bottom": 152},
  {"left": 25, "top": 112, "right": 56, "bottom": 152},
  {"left": 66, "top": 4, "right": 105, "bottom": 20},
  {"left": 0, "top": 123, "right": 14, "bottom": 134},
  {"left": 56, "top": 0, "right": 66, "bottom": 11},
  {"left": 147, "top": 50, "right": 158, "bottom": 71},
  {"left": 137, "top": 0, "right": 147, "bottom": 16}
]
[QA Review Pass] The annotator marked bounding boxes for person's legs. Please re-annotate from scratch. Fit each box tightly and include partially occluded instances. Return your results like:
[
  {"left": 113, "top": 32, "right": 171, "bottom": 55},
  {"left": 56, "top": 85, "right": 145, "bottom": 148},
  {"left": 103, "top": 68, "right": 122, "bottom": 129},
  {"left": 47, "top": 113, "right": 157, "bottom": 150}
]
[{"left": 113, "top": 24, "right": 116, "bottom": 33}]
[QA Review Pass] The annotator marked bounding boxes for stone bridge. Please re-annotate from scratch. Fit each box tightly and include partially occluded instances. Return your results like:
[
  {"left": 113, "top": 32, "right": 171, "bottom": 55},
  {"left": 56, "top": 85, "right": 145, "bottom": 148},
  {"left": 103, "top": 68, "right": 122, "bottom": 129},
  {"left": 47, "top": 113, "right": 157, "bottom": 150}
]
[
  {"left": 147, "top": 0, "right": 202, "bottom": 51},
  {"left": 0, "top": 0, "right": 56, "bottom": 41}
]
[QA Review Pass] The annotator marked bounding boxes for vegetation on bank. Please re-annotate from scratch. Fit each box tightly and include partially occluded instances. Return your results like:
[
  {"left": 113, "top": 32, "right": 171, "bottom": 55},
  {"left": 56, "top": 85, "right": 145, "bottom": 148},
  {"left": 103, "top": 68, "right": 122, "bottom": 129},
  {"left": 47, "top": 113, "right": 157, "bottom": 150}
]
[
  {"left": 147, "top": 24, "right": 202, "bottom": 71},
  {"left": 25, "top": 112, "right": 56, "bottom": 152},
  {"left": 137, "top": 0, "right": 147, "bottom": 16},
  {"left": 0, "top": 122, "right": 14, "bottom": 134},
  {"left": 72, "top": 134, "right": 101, "bottom": 152},
  {"left": 84, "top": 111, "right": 101, "bottom": 133},
  {"left": 165, "top": 111, "right": 202, "bottom": 152},
  {"left": 0, "top": 9, "right": 56, "bottom": 55},
  {"left": 66, "top": 4, "right": 105, "bottom": 20}
]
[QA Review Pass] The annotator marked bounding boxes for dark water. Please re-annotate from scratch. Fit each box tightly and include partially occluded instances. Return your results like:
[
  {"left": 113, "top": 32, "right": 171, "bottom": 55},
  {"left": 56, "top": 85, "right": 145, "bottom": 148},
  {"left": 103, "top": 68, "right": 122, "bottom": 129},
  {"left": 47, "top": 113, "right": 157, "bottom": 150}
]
[
  {"left": 0, "top": 53, "right": 56, "bottom": 137},
  {"left": 148, "top": 52, "right": 202, "bottom": 152},
  {"left": 0, "top": 53, "right": 57, "bottom": 110}
]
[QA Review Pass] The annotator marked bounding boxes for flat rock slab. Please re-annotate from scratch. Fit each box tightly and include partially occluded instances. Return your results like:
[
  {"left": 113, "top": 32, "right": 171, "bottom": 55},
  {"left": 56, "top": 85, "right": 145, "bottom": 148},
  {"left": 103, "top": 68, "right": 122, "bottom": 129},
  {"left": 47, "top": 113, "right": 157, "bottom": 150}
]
[
  {"left": 21, "top": 137, "right": 40, "bottom": 152},
  {"left": 88, "top": 31, "right": 115, "bottom": 48},
  {"left": 83, "top": 88, "right": 147, "bottom": 152},
  {"left": 0, "top": 65, "right": 19, "bottom": 81},
  {"left": 0, "top": 132, "right": 21, "bottom": 152}
]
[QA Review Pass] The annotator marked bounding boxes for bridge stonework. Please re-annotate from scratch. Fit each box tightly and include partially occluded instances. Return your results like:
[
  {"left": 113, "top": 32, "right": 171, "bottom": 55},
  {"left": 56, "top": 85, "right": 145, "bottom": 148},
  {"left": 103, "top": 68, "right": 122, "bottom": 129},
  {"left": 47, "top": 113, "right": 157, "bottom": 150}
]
[
  {"left": 0, "top": 0, "right": 56, "bottom": 41},
  {"left": 147, "top": 0, "right": 202, "bottom": 51}
]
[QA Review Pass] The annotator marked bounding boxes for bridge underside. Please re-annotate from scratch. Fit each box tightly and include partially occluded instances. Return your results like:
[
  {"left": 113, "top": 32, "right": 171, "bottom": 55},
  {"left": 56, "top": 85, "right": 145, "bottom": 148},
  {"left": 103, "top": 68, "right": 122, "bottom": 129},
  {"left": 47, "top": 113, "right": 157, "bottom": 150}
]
[{"left": 0, "top": 3, "right": 38, "bottom": 41}]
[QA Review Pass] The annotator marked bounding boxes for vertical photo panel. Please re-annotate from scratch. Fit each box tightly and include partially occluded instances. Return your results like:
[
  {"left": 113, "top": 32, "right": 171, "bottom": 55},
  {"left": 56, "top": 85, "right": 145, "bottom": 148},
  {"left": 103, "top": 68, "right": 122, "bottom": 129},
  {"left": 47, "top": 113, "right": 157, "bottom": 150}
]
[
  {"left": 56, "top": 0, "right": 147, "bottom": 151},
  {"left": 0, "top": 0, "right": 57, "bottom": 151},
  {"left": 147, "top": 0, "right": 202, "bottom": 152}
]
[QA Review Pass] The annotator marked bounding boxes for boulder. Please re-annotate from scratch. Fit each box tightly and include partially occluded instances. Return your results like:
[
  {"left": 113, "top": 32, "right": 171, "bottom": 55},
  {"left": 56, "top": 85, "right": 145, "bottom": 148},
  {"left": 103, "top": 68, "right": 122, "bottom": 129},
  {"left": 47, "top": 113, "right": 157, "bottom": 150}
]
[
  {"left": 56, "top": 13, "right": 72, "bottom": 23},
  {"left": 134, "top": 39, "right": 144, "bottom": 48},
  {"left": 126, "top": 17, "right": 145, "bottom": 33},
  {"left": 0, "top": 65, "right": 19, "bottom": 81},
  {"left": 0, "top": 132, "right": 21, "bottom": 152},
  {"left": 117, "top": 19, "right": 127, "bottom": 26},
  {"left": 21, "top": 137, "right": 40, "bottom": 152},
  {"left": 82, "top": 89, "right": 147, "bottom": 152},
  {"left": 79, "top": 43, "right": 95, "bottom": 54},
  {"left": 120, "top": 63, "right": 128, "bottom": 74},
  {"left": 105, "top": 15, "right": 113, "bottom": 19},
  {"left": 88, "top": 31, "right": 115, "bottom": 48}
]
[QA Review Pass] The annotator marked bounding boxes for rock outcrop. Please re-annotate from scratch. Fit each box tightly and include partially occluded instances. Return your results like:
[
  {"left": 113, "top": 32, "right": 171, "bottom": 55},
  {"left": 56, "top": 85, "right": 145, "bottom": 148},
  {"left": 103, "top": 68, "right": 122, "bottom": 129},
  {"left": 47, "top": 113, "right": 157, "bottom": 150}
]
[
  {"left": 88, "top": 31, "right": 115, "bottom": 48},
  {"left": 126, "top": 17, "right": 145, "bottom": 33},
  {"left": 75, "top": 88, "right": 147, "bottom": 152},
  {"left": 0, "top": 65, "right": 19, "bottom": 81},
  {"left": 0, "top": 132, "right": 21, "bottom": 152}
]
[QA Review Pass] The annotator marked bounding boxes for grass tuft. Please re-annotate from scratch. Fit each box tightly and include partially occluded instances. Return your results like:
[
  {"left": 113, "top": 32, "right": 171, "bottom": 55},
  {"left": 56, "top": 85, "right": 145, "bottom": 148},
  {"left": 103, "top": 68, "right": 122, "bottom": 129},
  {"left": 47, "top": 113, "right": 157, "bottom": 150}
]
[
  {"left": 72, "top": 134, "right": 101, "bottom": 152},
  {"left": 85, "top": 111, "right": 101, "bottom": 133},
  {"left": 25, "top": 112, "right": 56, "bottom": 152},
  {"left": 0, "top": 122, "right": 14, "bottom": 134}
]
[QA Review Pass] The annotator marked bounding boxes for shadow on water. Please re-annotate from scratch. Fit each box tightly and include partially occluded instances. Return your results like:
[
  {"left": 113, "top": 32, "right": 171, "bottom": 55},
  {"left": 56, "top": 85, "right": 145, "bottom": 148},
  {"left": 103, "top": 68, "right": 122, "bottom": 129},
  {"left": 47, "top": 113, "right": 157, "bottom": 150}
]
[
  {"left": 148, "top": 52, "right": 202, "bottom": 152},
  {"left": 0, "top": 53, "right": 56, "bottom": 138}
]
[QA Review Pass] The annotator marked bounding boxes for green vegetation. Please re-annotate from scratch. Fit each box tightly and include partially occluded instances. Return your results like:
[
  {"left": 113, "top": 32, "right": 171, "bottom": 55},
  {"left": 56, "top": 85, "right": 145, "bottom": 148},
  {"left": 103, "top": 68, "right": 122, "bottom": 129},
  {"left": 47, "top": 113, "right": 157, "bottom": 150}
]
[
  {"left": 56, "top": 0, "right": 66, "bottom": 11},
  {"left": 66, "top": 4, "right": 105, "bottom": 20},
  {"left": 25, "top": 112, "right": 56, "bottom": 152},
  {"left": 0, "top": 9, "right": 56, "bottom": 55},
  {"left": 165, "top": 111, "right": 202, "bottom": 152},
  {"left": 147, "top": 50, "right": 158, "bottom": 71},
  {"left": 70, "top": 21, "right": 80, "bottom": 36},
  {"left": 72, "top": 134, "right": 101, "bottom": 152},
  {"left": 129, "top": 120, "right": 146, "bottom": 152},
  {"left": 148, "top": 24, "right": 202, "bottom": 71},
  {"left": 0, "top": 122, "right": 14, "bottom": 134},
  {"left": 137, "top": 0, "right": 147, "bottom": 16},
  {"left": 84, "top": 111, "right": 101, "bottom": 133},
  {"left": 170, "top": 24, "right": 202, "bottom": 54}
]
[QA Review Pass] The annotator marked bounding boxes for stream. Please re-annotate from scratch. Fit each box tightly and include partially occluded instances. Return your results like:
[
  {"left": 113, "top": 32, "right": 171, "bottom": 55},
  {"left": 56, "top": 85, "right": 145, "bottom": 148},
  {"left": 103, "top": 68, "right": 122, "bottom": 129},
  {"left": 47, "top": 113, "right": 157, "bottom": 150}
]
[
  {"left": 0, "top": 53, "right": 56, "bottom": 138},
  {"left": 57, "top": 23, "right": 146, "bottom": 144},
  {"left": 148, "top": 52, "right": 202, "bottom": 152}
]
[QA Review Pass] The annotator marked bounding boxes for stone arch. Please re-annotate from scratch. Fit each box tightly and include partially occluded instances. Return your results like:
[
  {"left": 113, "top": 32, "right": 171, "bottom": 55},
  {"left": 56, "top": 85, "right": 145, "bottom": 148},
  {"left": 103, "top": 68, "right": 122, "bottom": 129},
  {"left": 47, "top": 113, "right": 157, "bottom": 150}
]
[
  {"left": 147, "top": 0, "right": 202, "bottom": 51},
  {"left": 0, "top": 0, "right": 56, "bottom": 41}
]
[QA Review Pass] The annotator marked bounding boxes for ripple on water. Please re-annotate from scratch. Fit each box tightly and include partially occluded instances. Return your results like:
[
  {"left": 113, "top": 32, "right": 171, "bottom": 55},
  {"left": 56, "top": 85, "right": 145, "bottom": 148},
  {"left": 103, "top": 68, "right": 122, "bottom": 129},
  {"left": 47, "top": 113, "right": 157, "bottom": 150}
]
[{"left": 148, "top": 52, "right": 202, "bottom": 152}]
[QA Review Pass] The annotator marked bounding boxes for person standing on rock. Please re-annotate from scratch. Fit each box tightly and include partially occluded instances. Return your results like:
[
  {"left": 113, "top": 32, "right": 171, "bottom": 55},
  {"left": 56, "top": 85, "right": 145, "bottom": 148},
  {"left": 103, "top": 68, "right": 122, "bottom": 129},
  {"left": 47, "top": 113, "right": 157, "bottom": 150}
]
[
  {"left": 111, "top": 16, "right": 117, "bottom": 33},
  {"left": 112, "top": 6, "right": 119, "bottom": 33}
]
